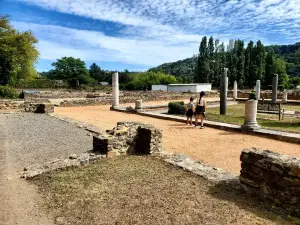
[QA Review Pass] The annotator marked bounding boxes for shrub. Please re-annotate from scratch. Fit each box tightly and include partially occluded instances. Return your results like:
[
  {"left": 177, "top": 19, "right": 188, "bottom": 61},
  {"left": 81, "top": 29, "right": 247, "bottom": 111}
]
[
  {"left": 0, "top": 85, "right": 19, "bottom": 98},
  {"left": 248, "top": 91, "right": 256, "bottom": 100},
  {"left": 168, "top": 101, "right": 185, "bottom": 114},
  {"left": 12, "top": 79, "right": 67, "bottom": 89}
]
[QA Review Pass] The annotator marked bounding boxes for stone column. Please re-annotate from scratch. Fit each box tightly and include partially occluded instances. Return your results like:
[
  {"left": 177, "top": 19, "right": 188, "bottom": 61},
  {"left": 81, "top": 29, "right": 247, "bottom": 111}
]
[
  {"left": 135, "top": 100, "right": 142, "bottom": 109},
  {"left": 112, "top": 72, "right": 119, "bottom": 107},
  {"left": 233, "top": 80, "right": 238, "bottom": 100},
  {"left": 220, "top": 68, "right": 228, "bottom": 115},
  {"left": 282, "top": 91, "right": 287, "bottom": 103},
  {"left": 272, "top": 74, "right": 278, "bottom": 103},
  {"left": 225, "top": 77, "right": 228, "bottom": 94},
  {"left": 255, "top": 80, "right": 261, "bottom": 100},
  {"left": 242, "top": 100, "right": 260, "bottom": 131}
]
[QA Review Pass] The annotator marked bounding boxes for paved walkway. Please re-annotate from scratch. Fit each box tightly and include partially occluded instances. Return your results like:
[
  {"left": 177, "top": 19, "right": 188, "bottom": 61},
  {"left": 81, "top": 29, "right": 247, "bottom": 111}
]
[{"left": 55, "top": 104, "right": 300, "bottom": 175}]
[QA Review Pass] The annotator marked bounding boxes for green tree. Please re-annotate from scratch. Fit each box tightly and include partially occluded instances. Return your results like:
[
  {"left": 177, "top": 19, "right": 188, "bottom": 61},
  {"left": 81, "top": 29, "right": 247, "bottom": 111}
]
[
  {"left": 244, "top": 41, "right": 254, "bottom": 87},
  {"left": 50, "top": 57, "right": 94, "bottom": 86},
  {"left": 89, "top": 63, "right": 106, "bottom": 82},
  {"left": 264, "top": 50, "right": 276, "bottom": 86},
  {"left": 236, "top": 40, "right": 245, "bottom": 87},
  {"left": 0, "top": 16, "right": 39, "bottom": 85},
  {"left": 255, "top": 40, "right": 265, "bottom": 82},
  {"left": 195, "top": 36, "right": 209, "bottom": 83},
  {"left": 274, "top": 58, "right": 288, "bottom": 88}
]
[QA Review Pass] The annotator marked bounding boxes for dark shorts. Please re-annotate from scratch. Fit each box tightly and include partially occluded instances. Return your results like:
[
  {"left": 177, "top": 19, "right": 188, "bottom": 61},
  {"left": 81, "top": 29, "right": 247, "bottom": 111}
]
[
  {"left": 195, "top": 106, "right": 205, "bottom": 117},
  {"left": 186, "top": 109, "right": 193, "bottom": 117}
]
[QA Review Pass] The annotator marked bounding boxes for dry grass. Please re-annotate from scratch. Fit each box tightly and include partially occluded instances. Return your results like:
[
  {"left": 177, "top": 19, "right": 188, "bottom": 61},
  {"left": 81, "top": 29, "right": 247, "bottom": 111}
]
[{"left": 32, "top": 156, "right": 296, "bottom": 225}]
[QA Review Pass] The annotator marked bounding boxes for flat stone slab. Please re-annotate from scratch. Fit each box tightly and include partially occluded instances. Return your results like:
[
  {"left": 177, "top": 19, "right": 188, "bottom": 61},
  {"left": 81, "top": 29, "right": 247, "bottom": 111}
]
[{"left": 22, "top": 152, "right": 106, "bottom": 179}]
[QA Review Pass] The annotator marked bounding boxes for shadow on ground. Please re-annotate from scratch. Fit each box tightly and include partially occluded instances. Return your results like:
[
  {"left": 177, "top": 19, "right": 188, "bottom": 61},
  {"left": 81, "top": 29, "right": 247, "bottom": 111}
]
[{"left": 208, "top": 179, "right": 300, "bottom": 224}]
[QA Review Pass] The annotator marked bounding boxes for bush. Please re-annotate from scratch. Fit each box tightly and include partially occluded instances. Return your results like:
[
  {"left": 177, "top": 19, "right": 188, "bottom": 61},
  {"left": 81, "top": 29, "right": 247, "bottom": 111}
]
[
  {"left": 12, "top": 79, "right": 67, "bottom": 89},
  {"left": 248, "top": 91, "right": 256, "bottom": 100},
  {"left": 168, "top": 101, "right": 185, "bottom": 114},
  {"left": 0, "top": 85, "right": 19, "bottom": 98}
]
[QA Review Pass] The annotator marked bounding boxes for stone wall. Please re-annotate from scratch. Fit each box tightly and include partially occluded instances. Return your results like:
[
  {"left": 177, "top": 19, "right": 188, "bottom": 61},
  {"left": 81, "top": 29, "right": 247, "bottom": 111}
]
[
  {"left": 93, "top": 121, "right": 162, "bottom": 156},
  {"left": 24, "top": 101, "right": 54, "bottom": 113},
  {"left": 0, "top": 100, "right": 24, "bottom": 110},
  {"left": 23, "top": 90, "right": 111, "bottom": 99},
  {"left": 58, "top": 91, "right": 218, "bottom": 107},
  {"left": 228, "top": 90, "right": 300, "bottom": 100},
  {"left": 240, "top": 148, "right": 300, "bottom": 216}
]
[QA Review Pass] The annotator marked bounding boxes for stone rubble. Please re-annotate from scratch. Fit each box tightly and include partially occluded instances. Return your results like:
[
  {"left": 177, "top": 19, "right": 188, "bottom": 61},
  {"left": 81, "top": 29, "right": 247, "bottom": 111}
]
[{"left": 93, "top": 121, "right": 163, "bottom": 155}]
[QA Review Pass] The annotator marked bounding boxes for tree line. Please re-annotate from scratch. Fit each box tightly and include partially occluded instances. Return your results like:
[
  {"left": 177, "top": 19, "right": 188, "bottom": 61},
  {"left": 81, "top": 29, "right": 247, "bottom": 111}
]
[
  {"left": 152, "top": 39, "right": 300, "bottom": 89},
  {"left": 195, "top": 36, "right": 289, "bottom": 89}
]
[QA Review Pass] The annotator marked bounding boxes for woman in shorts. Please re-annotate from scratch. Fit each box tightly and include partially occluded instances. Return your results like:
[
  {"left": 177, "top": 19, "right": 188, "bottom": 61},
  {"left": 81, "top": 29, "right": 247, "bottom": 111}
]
[{"left": 195, "top": 91, "right": 206, "bottom": 129}]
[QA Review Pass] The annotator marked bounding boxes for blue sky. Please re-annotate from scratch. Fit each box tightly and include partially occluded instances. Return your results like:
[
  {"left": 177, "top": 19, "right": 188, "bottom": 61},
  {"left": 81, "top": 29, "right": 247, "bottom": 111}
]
[{"left": 1, "top": 0, "right": 299, "bottom": 72}]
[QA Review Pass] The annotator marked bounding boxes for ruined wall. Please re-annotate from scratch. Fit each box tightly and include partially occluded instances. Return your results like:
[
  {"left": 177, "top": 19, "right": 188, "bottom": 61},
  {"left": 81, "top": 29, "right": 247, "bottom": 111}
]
[
  {"left": 240, "top": 148, "right": 300, "bottom": 217},
  {"left": 0, "top": 100, "right": 24, "bottom": 110},
  {"left": 228, "top": 90, "right": 300, "bottom": 100},
  {"left": 93, "top": 121, "right": 162, "bottom": 156},
  {"left": 24, "top": 101, "right": 54, "bottom": 113},
  {"left": 59, "top": 91, "right": 218, "bottom": 107}
]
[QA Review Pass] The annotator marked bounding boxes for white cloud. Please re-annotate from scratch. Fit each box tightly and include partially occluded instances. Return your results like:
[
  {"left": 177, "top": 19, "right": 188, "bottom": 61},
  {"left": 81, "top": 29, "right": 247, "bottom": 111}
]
[
  {"left": 12, "top": 21, "right": 201, "bottom": 66},
  {"left": 11, "top": 0, "right": 300, "bottom": 68}
]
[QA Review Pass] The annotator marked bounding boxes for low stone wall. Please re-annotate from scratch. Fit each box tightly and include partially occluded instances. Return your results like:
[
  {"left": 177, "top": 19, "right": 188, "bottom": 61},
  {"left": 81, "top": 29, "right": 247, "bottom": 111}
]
[
  {"left": 22, "top": 152, "right": 105, "bottom": 179},
  {"left": 58, "top": 91, "right": 219, "bottom": 107},
  {"left": 24, "top": 101, "right": 54, "bottom": 113},
  {"left": 228, "top": 90, "right": 300, "bottom": 100},
  {"left": 0, "top": 100, "right": 24, "bottom": 110},
  {"left": 93, "top": 121, "right": 162, "bottom": 156},
  {"left": 23, "top": 90, "right": 111, "bottom": 99},
  {"left": 240, "top": 148, "right": 300, "bottom": 217}
]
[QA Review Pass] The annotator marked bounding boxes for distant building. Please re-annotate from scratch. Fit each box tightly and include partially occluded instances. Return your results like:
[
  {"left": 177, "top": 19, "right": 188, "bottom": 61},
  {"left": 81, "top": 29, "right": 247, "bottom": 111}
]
[
  {"left": 100, "top": 82, "right": 109, "bottom": 86},
  {"left": 167, "top": 83, "right": 212, "bottom": 93},
  {"left": 151, "top": 85, "right": 168, "bottom": 91}
]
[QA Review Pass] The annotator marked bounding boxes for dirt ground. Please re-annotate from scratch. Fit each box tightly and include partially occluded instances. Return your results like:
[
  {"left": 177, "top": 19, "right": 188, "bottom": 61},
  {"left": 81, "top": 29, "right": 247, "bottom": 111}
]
[
  {"left": 32, "top": 156, "right": 293, "bottom": 225},
  {"left": 55, "top": 101, "right": 300, "bottom": 175}
]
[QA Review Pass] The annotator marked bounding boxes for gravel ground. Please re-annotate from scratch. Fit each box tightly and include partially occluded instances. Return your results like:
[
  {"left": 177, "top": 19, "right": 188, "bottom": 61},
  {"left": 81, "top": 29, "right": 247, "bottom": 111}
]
[
  {"left": 0, "top": 112, "right": 93, "bottom": 225},
  {"left": 0, "top": 112, "right": 92, "bottom": 170}
]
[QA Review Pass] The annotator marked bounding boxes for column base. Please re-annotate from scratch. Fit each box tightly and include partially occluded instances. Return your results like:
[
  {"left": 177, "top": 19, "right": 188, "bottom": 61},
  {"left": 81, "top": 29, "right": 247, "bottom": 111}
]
[{"left": 241, "top": 122, "right": 261, "bottom": 131}]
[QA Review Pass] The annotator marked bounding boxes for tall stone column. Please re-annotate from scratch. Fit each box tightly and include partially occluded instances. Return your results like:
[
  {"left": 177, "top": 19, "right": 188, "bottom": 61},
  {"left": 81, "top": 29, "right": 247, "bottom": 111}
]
[
  {"left": 112, "top": 72, "right": 119, "bottom": 107},
  {"left": 242, "top": 100, "right": 260, "bottom": 131},
  {"left": 255, "top": 80, "right": 261, "bottom": 100},
  {"left": 233, "top": 80, "right": 238, "bottom": 100},
  {"left": 272, "top": 74, "right": 278, "bottom": 103},
  {"left": 220, "top": 68, "right": 228, "bottom": 115},
  {"left": 225, "top": 77, "right": 228, "bottom": 94}
]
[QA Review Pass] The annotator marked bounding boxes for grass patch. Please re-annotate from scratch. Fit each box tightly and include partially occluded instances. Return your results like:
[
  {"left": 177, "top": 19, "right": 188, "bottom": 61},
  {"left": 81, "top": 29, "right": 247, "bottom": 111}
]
[
  {"left": 205, "top": 104, "right": 300, "bottom": 133},
  {"left": 32, "top": 156, "right": 293, "bottom": 225}
]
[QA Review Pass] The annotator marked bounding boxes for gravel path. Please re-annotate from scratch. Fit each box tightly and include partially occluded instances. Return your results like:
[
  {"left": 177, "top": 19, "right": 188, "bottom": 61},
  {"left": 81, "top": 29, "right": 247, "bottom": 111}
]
[{"left": 0, "top": 112, "right": 92, "bottom": 225}]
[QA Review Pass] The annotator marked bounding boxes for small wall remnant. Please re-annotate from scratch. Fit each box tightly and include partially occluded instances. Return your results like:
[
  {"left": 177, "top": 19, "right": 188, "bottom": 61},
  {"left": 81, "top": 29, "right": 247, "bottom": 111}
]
[
  {"left": 24, "top": 101, "right": 54, "bottom": 113},
  {"left": 93, "top": 122, "right": 162, "bottom": 156},
  {"left": 240, "top": 148, "right": 300, "bottom": 216}
]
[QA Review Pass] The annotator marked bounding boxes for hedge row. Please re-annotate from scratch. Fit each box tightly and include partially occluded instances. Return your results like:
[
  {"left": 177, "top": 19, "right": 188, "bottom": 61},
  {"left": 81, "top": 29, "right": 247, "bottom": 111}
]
[
  {"left": 12, "top": 79, "right": 68, "bottom": 89},
  {"left": 168, "top": 101, "right": 185, "bottom": 114}
]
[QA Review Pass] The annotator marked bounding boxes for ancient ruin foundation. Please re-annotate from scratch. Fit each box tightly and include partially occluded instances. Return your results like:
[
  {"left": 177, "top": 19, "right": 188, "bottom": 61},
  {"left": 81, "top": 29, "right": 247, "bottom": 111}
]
[
  {"left": 240, "top": 148, "right": 300, "bottom": 217},
  {"left": 93, "top": 121, "right": 162, "bottom": 155}
]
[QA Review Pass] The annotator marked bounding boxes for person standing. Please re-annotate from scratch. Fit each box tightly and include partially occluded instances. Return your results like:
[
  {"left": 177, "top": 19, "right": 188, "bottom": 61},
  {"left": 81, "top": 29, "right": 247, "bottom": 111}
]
[
  {"left": 195, "top": 91, "right": 206, "bottom": 129},
  {"left": 185, "top": 97, "right": 194, "bottom": 125}
]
